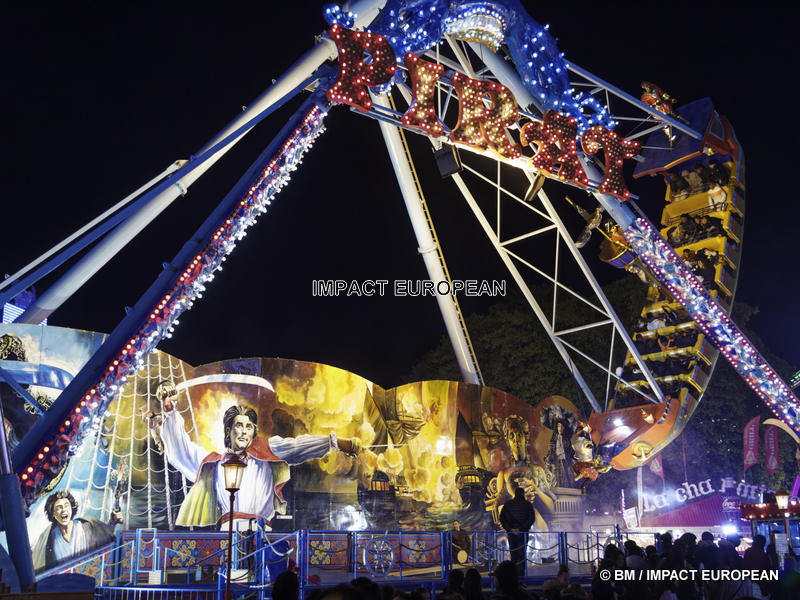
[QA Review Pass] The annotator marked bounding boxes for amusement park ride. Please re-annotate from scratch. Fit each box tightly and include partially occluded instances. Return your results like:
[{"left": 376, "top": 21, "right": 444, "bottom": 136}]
[{"left": 1, "top": 0, "right": 798, "bottom": 593}]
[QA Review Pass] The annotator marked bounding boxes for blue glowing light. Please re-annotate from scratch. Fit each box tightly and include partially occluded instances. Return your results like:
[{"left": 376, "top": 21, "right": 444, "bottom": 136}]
[
  {"left": 323, "top": 3, "right": 356, "bottom": 29},
  {"left": 340, "top": 1, "right": 614, "bottom": 131}
]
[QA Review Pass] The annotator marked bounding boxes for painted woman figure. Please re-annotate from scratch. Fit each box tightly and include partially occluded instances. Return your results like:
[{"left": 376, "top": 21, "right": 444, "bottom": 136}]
[{"left": 540, "top": 406, "right": 578, "bottom": 488}]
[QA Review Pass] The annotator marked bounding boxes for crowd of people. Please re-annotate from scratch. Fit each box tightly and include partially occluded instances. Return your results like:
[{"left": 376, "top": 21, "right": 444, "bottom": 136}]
[
  {"left": 682, "top": 247, "right": 725, "bottom": 290},
  {"left": 621, "top": 354, "right": 695, "bottom": 381},
  {"left": 665, "top": 214, "right": 725, "bottom": 249},
  {"left": 591, "top": 531, "right": 799, "bottom": 600},
  {"left": 634, "top": 311, "right": 698, "bottom": 350},
  {"left": 268, "top": 529, "right": 800, "bottom": 599},
  {"left": 666, "top": 163, "right": 731, "bottom": 204},
  {"left": 617, "top": 243, "right": 726, "bottom": 394},
  {"left": 618, "top": 308, "right": 701, "bottom": 396},
  {"left": 615, "top": 215, "right": 732, "bottom": 395},
  {"left": 611, "top": 159, "right": 739, "bottom": 402},
  {"left": 636, "top": 305, "right": 685, "bottom": 332},
  {"left": 614, "top": 379, "right": 689, "bottom": 406},
  {"left": 270, "top": 559, "right": 583, "bottom": 600},
  {"left": 634, "top": 326, "right": 698, "bottom": 354}
]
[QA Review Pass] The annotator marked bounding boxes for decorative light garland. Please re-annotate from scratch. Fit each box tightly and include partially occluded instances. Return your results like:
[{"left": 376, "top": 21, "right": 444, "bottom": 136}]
[
  {"left": 443, "top": 3, "right": 509, "bottom": 52},
  {"left": 323, "top": 3, "right": 356, "bottom": 29},
  {"left": 581, "top": 126, "right": 641, "bottom": 201},
  {"left": 326, "top": 23, "right": 397, "bottom": 112},
  {"left": 18, "top": 106, "right": 328, "bottom": 506},
  {"left": 324, "top": 23, "right": 638, "bottom": 197},
  {"left": 401, "top": 52, "right": 445, "bottom": 136},
  {"left": 359, "top": 0, "right": 448, "bottom": 60},
  {"left": 622, "top": 218, "right": 800, "bottom": 435},
  {"left": 354, "top": 0, "right": 615, "bottom": 132}
]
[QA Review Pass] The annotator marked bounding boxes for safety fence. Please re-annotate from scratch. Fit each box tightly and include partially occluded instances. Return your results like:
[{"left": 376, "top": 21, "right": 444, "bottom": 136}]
[
  {"left": 95, "top": 587, "right": 218, "bottom": 600},
  {"left": 35, "top": 540, "right": 134, "bottom": 587},
  {"left": 36, "top": 527, "right": 625, "bottom": 599}
]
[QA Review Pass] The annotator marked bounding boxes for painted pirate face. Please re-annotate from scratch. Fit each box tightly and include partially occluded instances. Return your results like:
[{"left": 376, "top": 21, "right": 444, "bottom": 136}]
[
  {"left": 52, "top": 498, "right": 73, "bottom": 527},
  {"left": 572, "top": 434, "right": 595, "bottom": 462},
  {"left": 230, "top": 414, "right": 256, "bottom": 451},
  {"left": 507, "top": 427, "right": 528, "bottom": 462}
]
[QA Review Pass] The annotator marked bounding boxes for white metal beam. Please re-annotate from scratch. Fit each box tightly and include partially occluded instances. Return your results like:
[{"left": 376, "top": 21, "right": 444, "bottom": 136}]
[
  {"left": 451, "top": 173, "right": 601, "bottom": 412},
  {"left": 532, "top": 183, "right": 664, "bottom": 402},
  {"left": 557, "top": 338, "right": 659, "bottom": 404},
  {"left": 15, "top": 1, "right": 387, "bottom": 324},
  {"left": 499, "top": 225, "right": 558, "bottom": 247},
  {"left": 394, "top": 36, "right": 664, "bottom": 408},
  {"left": 373, "top": 93, "right": 482, "bottom": 385},
  {"left": 564, "top": 60, "right": 702, "bottom": 140},
  {"left": 554, "top": 320, "right": 614, "bottom": 337}
]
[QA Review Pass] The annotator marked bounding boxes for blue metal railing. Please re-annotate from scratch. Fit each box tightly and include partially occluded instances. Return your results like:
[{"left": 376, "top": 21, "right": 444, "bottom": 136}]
[
  {"left": 94, "top": 585, "right": 218, "bottom": 600},
  {"left": 48, "top": 527, "right": 621, "bottom": 598},
  {"left": 161, "top": 529, "right": 265, "bottom": 584},
  {"left": 35, "top": 540, "right": 134, "bottom": 586},
  {"left": 216, "top": 531, "right": 300, "bottom": 600}
]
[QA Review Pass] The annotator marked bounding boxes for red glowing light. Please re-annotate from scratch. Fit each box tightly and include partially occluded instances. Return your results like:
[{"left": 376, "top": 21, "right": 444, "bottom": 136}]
[
  {"left": 449, "top": 72, "right": 522, "bottom": 159},
  {"left": 400, "top": 53, "right": 444, "bottom": 136},
  {"left": 581, "top": 126, "right": 641, "bottom": 200},
  {"left": 326, "top": 24, "right": 397, "bottom": 112},
  {"left": 521, "top": 110, "right": 589, "bottom": 186}
]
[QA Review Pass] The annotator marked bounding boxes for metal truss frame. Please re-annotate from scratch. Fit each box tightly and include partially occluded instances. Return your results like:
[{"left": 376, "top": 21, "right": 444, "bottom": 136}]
[
  {"left": 563, "top": 61, "right": 702, "bottom": 143},
  {"left": 380, "top": 38, "right": 664, "bottom": 411}
]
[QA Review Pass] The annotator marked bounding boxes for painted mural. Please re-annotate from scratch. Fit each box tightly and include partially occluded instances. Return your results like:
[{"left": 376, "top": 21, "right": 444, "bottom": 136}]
[
  {"left": 1, "top": 325, "right": 106, "bottom": 451},
  {"left": 1, "top": 325, "right": 594, "bottom": 573}
]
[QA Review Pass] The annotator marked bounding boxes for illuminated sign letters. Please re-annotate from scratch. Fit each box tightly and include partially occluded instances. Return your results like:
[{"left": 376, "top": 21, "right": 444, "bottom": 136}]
[
  {"left": 327, "top": 26, "right": 641, "bottom": 201},
  {"left": 641, "top": 475, "right": 767, "bottom": 514}
]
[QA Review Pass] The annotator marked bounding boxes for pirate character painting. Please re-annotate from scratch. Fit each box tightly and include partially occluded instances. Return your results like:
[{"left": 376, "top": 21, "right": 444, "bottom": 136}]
[
  {"left": 541, "top": 405, "right": 580, "bottom": 488},
  {"left": 32, "top": 491, "right": 120, "bottom": 572},
  {"left": 540, "top": 405, "right": 609, "bottom": 492},
  {"left": 150, "top": 382, "right": 361, "bottom": 529},
  {"left": 484, "top": 415, "right": 556, "bottom": 531}
]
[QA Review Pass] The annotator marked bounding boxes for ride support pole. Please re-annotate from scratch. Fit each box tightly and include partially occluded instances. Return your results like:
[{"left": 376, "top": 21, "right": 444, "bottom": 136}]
[
  {"left": 0, "top": 400, "right": 34, "bottom": 591},
  {"left": 372, "top": 92, "right": 482, "bottom": 385},
  {"left": 225, "top": 491, "right": 235, "bottom": 600},
  {"left": 14, "top": 0, "right": 385, "bottom": 326},
  {"left": 12, "top": 91, "right": 329, "bottom": 500}
]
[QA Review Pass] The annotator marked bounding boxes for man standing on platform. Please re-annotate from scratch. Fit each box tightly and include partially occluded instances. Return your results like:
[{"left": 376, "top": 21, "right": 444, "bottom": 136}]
[
  {"left": 451, "top": 519, "right": 471, "bottom": 564},
  {"left": 499, "top": 485, "right": 536, "bottom": 576}
]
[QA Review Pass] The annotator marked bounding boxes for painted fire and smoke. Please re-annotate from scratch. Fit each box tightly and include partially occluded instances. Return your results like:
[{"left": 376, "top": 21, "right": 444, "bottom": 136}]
[{"left": 1, "top": 324, "right": 594, "bottom": 573}]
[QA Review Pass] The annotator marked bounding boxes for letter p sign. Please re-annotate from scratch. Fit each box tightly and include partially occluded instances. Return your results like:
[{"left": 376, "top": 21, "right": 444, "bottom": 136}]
[{"left": 326, "top": 24, "right": 397, "bottom": 112}]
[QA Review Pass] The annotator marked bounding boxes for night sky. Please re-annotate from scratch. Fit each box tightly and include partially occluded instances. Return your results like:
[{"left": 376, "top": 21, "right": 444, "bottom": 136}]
[{"left": 3, "top": 2, "right": 796, "bottom": 390}]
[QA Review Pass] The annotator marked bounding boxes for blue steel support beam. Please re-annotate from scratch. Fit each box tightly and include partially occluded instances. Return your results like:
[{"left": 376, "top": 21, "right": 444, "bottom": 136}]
[
  {"left": 4, "top": 72, "right": 322, "bottom": 320},
  {"left": 581, "top": 157, "right": 800, "bottom": 426},
  {"left": 622, "top": 217, "right": 800, "bottom": 433},
  {"left": 4, "top": 95, "right": 328, "bottom": 578},
  {"left": 564, "top": 60, "right": 703, "bottom": 140},
  {"left": 10, "top": 90, "right": 328, "bottom": 481},
  {"left": 0, "top": 199, "right": 142, "bottom": 310},
  {"left": 0, "top": 391, "right": 34, "bottom": 590},
  {"left": 0, "top": 475, "right": 34, "bottom": 590}
]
